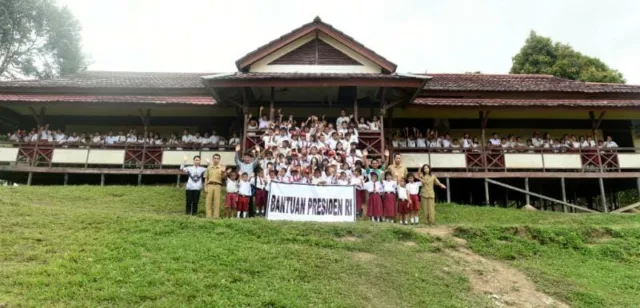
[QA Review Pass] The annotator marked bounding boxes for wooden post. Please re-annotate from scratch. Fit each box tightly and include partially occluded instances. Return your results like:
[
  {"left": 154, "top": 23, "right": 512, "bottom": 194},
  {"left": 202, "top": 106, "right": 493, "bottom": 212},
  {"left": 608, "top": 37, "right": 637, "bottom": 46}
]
[
  {"left": 599, "top": 178, "right": 607, "bottom": 213},
  {"left": 480, "top": 111, "right": 490, "bottom": 171},
  {"left": 561, "top": 177, "right": 568, "bottom": 213},
  {"left": 269, "top": 87, "right": 275, "bottom": 122},
  {"left": 241, "top": 89, "right": 249, "bottom": 153},
  {"left": 446, "top": 177, "right": 451, "bottom": 203},
  {"left": 27, "top": 172, "right": 33, "bottom": 186},
  {"left": 176, "top": 174, "right": 180, "bottom": 188},
  {"left": 636, "top": 178, "right": 640, "bottom": 200},
  {"left": 484, "top": 179, "right": 490, "bottom": 206},
  {"left": 137, "top": 174, "right": 142, "bottom": 186},
  {"left": 64, "top": 173, "right": 69, "bottom": 186},
  {"left": 380, "top": 88, "right": 386, "bottom": 156},
  {"left": 525, "top": 177, "right": 531, "bottom": 205},
  {"left": 100, "top": 174, "right": 105, "bottom": 186},
  {"left": 354, "top": 98, "right": 358, "bottom": 122}
]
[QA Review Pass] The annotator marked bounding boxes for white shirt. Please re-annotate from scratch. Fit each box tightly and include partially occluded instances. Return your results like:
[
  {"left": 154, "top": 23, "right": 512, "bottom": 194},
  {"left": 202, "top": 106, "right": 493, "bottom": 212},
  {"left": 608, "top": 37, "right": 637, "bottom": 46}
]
[
  {"left": 105, "top": 136, "right": 115, "bottom": 145},
  {"left": 126, "top": 136, "right": 137, "bottom": 143},
  {"left": 252, "top": 176, "right": 266, "bottom": 189},
  {"left": 311, "top": 176, "right": 326, "bottom": 185},
  {"left": 441, "top": 139, "right": 451, "bottom": 148},
  {"left": 66, "top": 136, "right": 78, "bottom": 143},
  {"left": 397, "top": 186, "right": 409, "bottom": 200},
  {"left": 582, "top": 140, "right": 596, "bottom": 148},
  {"left": 349, "top": 176, "right": 364, "bottom": 189},
  {"left": 327, "top": 139, "right": 339, "bottom": 150},
  {"left": 238, "top": 180, "right": 252, "bottom": 196},
  {"left": 489, "top": 138, "right": 501, "bottom": 146},
  {"left": 30, "top": 134, "right": 39, "bottom": 142},
  {"left": 407, "top": 139, "right": 416, "bottom": 147},
  {"left": 382, "top": 180, "right": 397, "bottom": 193},
  {"left": 605, "top": 141, "right": 618, "bottom": 148},
  {"left": 180, "top": 164, "right": 207, "bottom": 190},
  {"left": 258, "top": 119, "right": 270, "bottom": 129},
  {"left": 417, "top": 138, "right": 427, "bottom": 147},
  {"left": 532, "top": 138, "right": 543, "bottom": 147},
  {"left": 462, "top": 138, "right": 472, "bottom": 148},
  {"left": 209, "top": 135, "right": 220, "bottom": 144},
  {"left": 181, "top": 134, "right": 192, "bottom": 143},
  {"left": 363, "top": 181, "right": 383, "bottom": 193},
  {"left": 336, "top": 179, "right": 349, "bottom": 185},
  {"left": 92, "top": 136, "right": 102, "bottom": 143},
  {"left": 226, "top": 180, "right": 239, "bottom": 193},
  {"left": 406, "top": 182, "right": 421, "bottom": 195},
  {"left": 336, "top": 116, "right": 350, "bottom": 128},
  {"left": 55, "top": 133, "right": 66, "bottom": 142},
  {"left": 229, "top": 137, "right": 240, "bottom": 146}
]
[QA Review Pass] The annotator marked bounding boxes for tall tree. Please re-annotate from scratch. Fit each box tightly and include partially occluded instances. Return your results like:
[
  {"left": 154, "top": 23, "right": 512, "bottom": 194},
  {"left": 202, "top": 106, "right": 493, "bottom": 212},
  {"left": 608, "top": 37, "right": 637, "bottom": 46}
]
[
  {"left": 510, "top": 31, "right": 625, "bottom": 84},
  {"left": 0, "top": 0, "right": 85, "bottom": 79}
]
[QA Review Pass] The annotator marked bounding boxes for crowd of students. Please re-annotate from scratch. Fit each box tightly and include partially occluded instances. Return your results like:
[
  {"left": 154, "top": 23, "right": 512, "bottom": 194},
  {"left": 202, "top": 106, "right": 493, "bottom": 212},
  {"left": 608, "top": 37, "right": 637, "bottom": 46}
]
[
  {"left": 391, "top": 128, "right": 620, "bottom": 152},
  {"left": 3, "top": 125, "right": 241, "bottom": 148},
  {"left": 179, "top": 108, "right": 445, "bottom": 225}
]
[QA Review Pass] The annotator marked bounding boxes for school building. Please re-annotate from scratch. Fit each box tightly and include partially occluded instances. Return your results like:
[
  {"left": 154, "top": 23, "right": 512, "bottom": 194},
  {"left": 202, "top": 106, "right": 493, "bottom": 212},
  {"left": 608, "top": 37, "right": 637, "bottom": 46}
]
[{"left": 1, "top": 17, "right": 640, "bottom": 213}]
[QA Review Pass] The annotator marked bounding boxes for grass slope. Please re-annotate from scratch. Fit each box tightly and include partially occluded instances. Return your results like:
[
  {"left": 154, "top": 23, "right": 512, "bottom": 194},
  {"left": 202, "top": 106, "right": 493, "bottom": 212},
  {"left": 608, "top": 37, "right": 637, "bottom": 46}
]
[
  {"left": 1, "top": 187, "right": 640, "bottom": 307},
  {"left": 0, "top": 187, "right": 489, "bottom": 308}
]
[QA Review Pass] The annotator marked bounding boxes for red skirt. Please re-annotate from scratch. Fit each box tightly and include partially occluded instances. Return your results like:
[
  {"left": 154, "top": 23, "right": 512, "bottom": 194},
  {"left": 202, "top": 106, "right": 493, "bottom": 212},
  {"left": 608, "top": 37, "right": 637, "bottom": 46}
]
[
  {"left": 237, "top": 196, "right": 250, "bottom": 212},
  {"left": 398, "top": 200, "right": 411, "bottom": 214},
  {"left": 255, "top": 188, "right": 267, "bottom": 209},
  {"left": 383, "top": 192, "right": 397, "bottom": 218},
  {"left": 225, "top": 192, "right": 238, "bottom": 209},
  {"left": 356, "top": 190, "right": 366, "bottom": 211},
  {"left": 410, "top": 194, "right": 420, "bottom": 211},
  {"left": 367, "top": 193, "right": 383, "bottom": 217}
]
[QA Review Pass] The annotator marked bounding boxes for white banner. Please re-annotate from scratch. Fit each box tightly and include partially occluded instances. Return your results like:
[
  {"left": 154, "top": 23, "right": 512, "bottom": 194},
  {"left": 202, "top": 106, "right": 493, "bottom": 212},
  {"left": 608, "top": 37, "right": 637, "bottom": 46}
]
[{"left": 266, "top": 182, "right": 357, "bottom": 222}]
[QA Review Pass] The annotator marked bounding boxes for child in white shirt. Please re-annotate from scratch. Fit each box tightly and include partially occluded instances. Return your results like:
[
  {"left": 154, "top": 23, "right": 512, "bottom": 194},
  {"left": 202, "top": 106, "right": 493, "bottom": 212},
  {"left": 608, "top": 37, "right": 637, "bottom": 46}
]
[
  {"left": 237, "top": 173, "right": 252, "bottom": 218},
  {"left": 382, "top": 172, "right": 398, "bottom": 223},
  {"left": 406, "top": 173, "right": 422, "bottom": 224},
  {"left": 225, "top": 172, "right": 239, "bottom": 219},
  {"left": 396, "top": 178, "right": 411, "bottom": 225}
]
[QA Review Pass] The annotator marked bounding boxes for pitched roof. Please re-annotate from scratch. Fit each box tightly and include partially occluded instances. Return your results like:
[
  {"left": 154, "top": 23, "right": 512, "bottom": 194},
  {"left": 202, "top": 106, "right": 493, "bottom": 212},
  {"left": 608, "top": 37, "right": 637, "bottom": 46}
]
[
  {"left": 202, "top": 72, "right": 419, "bottom": 81},
  {"left": 422, "top": 73, "right": 640, "bottom": 93},
  {"left": 412, "top": 98, "right": 640, "bottom": 107},
  {"left": 234, "top": 16, "right": 397, "bottom": 73},
  {"left": 0, "top": 94, "right": 215, "bottom": 105},
  {"left": 0, "top": 71, "right": 212, "bottom": 89}
]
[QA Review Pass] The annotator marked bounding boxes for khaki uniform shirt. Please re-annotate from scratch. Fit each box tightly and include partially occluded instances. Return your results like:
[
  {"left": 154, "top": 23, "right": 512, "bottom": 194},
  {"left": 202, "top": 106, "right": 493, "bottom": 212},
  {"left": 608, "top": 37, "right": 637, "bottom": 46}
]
[
  {"left": 206, "top": 164, "right": 224, "bottom": 185},
  {"left": 387, "top": 163, "right": 408, "bottom": 181},
  {"left": 419, "top": 174, "right": 442, "bottom": 198}
]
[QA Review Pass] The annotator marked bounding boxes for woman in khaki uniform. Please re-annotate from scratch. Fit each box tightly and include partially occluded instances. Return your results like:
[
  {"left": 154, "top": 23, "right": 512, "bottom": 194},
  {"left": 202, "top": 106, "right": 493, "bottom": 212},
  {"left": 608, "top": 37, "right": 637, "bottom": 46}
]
[{"left": 416, "top": 164, "right": 446, "bottom": 225}]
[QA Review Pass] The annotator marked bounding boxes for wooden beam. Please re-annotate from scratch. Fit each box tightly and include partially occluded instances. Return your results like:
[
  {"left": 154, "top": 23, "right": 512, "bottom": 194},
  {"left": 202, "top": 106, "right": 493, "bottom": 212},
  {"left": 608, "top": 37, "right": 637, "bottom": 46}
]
[
  {"left": 561, "top": 177, "right": 568, "bottom": 213},
  {"left": 599, "top": 177, "right": 608, "bottom": 213},
  {"left": 206, "top": 78, "right": 425, "bottom": 88},
  {"left": 611, "top": 201, "right": 640, "bottom": 213},
  {"left": 525, "top": 178, "right": 530, "bottom": 205},
  {"left": 484, "top": 179, "right": 490, "bottom": 206},
  {"left": 27, "top": 106, "right": 46, "bottom": 127},
  {"left": 485, "top": 178, "right": 598, "bottom": 213},
  {"left": 446, "top": 177, "right": 451, "bottom": 203},
  {"left": 269, "top": 87, "right": 275, "bottom": 122}
]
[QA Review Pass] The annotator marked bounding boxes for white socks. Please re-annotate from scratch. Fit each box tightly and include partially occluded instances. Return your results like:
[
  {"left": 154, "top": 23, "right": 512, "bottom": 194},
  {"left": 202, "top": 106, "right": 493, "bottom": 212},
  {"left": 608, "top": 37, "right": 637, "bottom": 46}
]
[
  {"left": 236, "top": 212, "right": 241, "bottom": 218},
  {"left": 242, "top": 212, "right": 247, "bottom": 218}
]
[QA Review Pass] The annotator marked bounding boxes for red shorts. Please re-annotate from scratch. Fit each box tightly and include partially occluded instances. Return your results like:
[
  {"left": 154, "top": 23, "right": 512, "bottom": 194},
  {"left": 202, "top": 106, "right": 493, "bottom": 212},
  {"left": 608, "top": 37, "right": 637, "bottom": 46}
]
[
  {"left": 225, "top": 192, "right": 238, "bottom": 209},
  {"left": 398, "top": 200, "right": 411, "bottom": 214},
  {"left": 255, "top": 188, "right": 267, "bottom": 208},
  {"left": 410, "top": 194, "right": 420, "bottom": 211},
  {"left": 237, "top": 196, "right": 250, "bottom": 212}
]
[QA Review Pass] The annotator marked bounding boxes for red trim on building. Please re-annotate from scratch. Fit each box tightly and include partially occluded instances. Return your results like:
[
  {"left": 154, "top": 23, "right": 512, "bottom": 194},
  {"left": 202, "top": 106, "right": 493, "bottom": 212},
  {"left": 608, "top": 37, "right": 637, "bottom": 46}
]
[{"left": 0, "top": 94, "right": 216, "bottom": 105}]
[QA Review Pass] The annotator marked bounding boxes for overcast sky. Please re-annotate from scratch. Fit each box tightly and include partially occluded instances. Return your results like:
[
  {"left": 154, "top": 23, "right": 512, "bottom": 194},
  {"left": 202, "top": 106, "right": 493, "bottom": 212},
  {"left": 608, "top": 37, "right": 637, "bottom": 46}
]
[{"left": 57, "top": 0, "right": 640, "bottom": 84}]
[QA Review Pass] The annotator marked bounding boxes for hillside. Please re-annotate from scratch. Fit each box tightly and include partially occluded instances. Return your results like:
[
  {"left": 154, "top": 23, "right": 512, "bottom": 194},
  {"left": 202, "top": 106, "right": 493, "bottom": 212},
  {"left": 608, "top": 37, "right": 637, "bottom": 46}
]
[{"left": 1, "top": 187, "right": 640, "bottom": 308}]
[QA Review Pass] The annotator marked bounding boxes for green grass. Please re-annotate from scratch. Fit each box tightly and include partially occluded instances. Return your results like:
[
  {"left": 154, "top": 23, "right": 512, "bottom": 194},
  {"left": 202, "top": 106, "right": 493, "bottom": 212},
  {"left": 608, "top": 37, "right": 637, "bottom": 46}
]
[
  {"left": 0, "top": 187, "right": 490, "bottom": 308},
  {"left": 2, "top": 187, "right": 640, "bottom": 307}
]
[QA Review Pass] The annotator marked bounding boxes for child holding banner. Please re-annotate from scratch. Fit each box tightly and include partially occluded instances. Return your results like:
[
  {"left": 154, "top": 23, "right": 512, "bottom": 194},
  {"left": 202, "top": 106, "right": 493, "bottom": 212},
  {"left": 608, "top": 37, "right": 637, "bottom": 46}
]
[{"left": 364, "top": 172, "right": 383, "bottom": 222}]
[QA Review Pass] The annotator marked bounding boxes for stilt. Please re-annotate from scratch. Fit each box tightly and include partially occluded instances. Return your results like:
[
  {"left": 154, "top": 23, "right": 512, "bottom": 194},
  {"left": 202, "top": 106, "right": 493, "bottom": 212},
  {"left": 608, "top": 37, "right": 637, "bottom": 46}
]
[
  {"left": 137, "top": 174, "right": 142, "bottom": 186},
  {"left": 446, "top": 177, "right": 451, "bottom": 203},
  {"left": 100, "top": 174, "right": 105, "bottom": 186},
  {"left": 561, "top": 177, "right": 567, "bottom": 213},
  {"left": 27, "top": 172, "right": 33, "bottom": 186},
  {"left": 176, "top": 174, "right": 180, "bottom": 188},
  {"left": 484, "top": 179, "right": 490, "bottom": 206},
  {"left": 64, "top": 173, "right": 69, "bottom": 186},
  {"left": 524, "top": 178, "right": 530, "bottom": 205},
  {"left": 599, "top": 178, "right": 607, "bottom": 213},
  {"left": 636, "top": 178, "right": 640, "bottom": 199}
]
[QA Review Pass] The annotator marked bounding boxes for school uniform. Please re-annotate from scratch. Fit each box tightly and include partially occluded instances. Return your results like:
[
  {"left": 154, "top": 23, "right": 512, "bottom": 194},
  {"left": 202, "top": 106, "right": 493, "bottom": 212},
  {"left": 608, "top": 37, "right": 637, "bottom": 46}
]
[
  {"left": 364, "top": 181, "right": 383, "bottom": 218},
  {"left": 406, "top": 182, "right": 421, "bottom": 212},
  {"left": 350, "top": 176, "right": 366, "bottom": 212},
  {"left": 397, "top": 186, "right": 411, "bottom": 215},
  {"left": 180, "top": 162, "right": 207, "bottom": 216},
  {"left": 237, "top": 180, "right": 252, "bottom": 212},
  {"left": 225, "top": 180, "right": 239, "bottom": 209},
  {"left": 382, "top": 180, "right": 397, "bottom": 218},
  {"left": 252, "top": 176, "right": 268, "bottom": 212},
  {"left": 336, "top": 179, "right": 349, "bottom": 185}
]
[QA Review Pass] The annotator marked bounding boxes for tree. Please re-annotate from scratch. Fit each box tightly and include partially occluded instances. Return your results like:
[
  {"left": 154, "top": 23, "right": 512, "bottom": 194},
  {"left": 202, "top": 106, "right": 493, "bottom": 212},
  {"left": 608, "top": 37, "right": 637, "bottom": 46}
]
[
  {"left": 0, "top": 0, "right": 85, "bottom": 80},
  {"left": 510, "top": 31, "right": 625, "bottom": 84}
]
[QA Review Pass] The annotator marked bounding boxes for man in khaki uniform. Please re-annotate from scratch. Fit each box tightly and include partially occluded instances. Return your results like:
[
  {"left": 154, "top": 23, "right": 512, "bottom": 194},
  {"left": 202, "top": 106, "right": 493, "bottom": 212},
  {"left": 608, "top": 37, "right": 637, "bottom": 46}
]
[
  {"left": 387, "top": 153, "right": 408, "bottom": 182},
  {"left": 416, "top": 164, "right": 446, "bottom": 225},
  {"left": 205, "top": 153, "right": 225, "bottom": 219}
]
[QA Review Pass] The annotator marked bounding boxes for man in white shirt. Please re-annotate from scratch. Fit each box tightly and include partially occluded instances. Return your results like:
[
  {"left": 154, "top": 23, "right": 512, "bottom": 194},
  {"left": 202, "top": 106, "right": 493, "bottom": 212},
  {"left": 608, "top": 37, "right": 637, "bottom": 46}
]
[
  {"left": 104, "top": 131, "right": 115, "bottom": 145},
  {"left": 209, "top": 130, "right": 220, "bottom": 145},
  {"left": 531, "top": 132, "right": 543, "bottom": 147},
  {"left": 336, "top": 109, "right": 351, "bottom": 129},
  {"left": 605, "top": 136, "right": 618, "bottom": 148},
  {"left": 489, "top": 133, "right": 501, "bottom": 146},
  {"left": 55, "top": 130, "right": 66, "bottom": 144},
  {"left": 181, "top": 130, "right": 192, "bottom": 144}
]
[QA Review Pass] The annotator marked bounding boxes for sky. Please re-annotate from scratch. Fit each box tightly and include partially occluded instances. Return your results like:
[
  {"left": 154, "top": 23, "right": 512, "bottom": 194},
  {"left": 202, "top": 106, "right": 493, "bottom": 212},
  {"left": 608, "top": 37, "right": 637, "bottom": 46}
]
[{"left": 57, "top": 0, "right": 640, "bottom": 84}]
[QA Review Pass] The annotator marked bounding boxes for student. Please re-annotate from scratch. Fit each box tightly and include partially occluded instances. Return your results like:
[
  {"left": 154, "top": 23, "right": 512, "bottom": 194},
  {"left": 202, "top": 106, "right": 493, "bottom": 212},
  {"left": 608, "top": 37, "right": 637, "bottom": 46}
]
[
  {"left": 252, "top": 168, "right": 267, "bottom": 216},
  {"left": 364, "top": 172, "right": 384, "bottom": 222},
  {"left": 382, "top": 172, "right": 397, "bottom": 222},
  {"left": 415, "top": 164, "right": 446, "bottom": 225},
  {"left": 235, "top": 144, "right": 260, "bottom": 177},
  {"left": 406, "top": 173, "right": 422, "bottom": 225},
  {"left": 397, "top": 178, "right": 411, "bottom": 225},
  {"left": 224, "top": 171, "right": 239, "bottom": 219},
  {"left": 180, "top": 155, "right": 207, "bottom": 216},
  {"left": 362, "top": 149, "right": 389, "bottom": 182},
  {"left": 336, "top": 171, "right": 349, "bottom": 185},
  {"left": 237, "top": 172, "right": 252, "bottom": 218},
  {"left": 350, "top": 168, "right": 366, "bottom": 217}
]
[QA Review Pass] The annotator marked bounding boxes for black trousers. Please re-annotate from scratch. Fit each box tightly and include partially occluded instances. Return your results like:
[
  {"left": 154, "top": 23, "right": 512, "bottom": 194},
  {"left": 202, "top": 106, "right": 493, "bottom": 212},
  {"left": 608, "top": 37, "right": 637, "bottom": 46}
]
[{"left": 185, "top": 190, "right": 201, "bottom": 215}]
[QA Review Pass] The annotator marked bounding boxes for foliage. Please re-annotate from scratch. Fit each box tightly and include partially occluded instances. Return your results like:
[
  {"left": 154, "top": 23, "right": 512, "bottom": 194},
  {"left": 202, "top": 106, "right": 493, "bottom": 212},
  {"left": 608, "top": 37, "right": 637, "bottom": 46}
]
[
  {"left": 510, "top": 31, "right": 625, "bottom": 83},
  {"left": 0, "top": 0, "right": 85, "bottom": 79}
]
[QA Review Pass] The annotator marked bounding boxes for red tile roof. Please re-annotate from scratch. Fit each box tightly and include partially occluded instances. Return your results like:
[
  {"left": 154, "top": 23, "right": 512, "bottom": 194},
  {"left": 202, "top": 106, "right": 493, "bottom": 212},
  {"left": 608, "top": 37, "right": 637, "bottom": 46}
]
[
  {"left": 0, "top": 94, "right": 215, "bottom": 105},
  {"left": 202, "top": 72, "right": 419, "bottom": 80},
  {"left": 413, "top": 97, "right": 640, "bottom": 107},
  {"left": 422, "top": 73, "right": 640, "bottom": 93},
  {"left": 234, "top": 16, "right": 397, "bottom": 73}
]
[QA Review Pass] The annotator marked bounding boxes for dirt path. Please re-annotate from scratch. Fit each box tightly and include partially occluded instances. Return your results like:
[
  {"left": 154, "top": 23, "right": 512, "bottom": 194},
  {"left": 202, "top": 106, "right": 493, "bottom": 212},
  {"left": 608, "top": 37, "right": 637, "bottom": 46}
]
[{"left": 416, "top": 227, "right": 569, "bottom": 308}]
